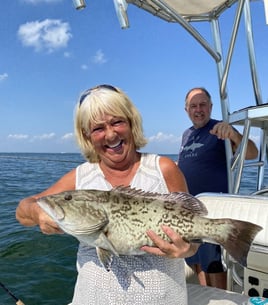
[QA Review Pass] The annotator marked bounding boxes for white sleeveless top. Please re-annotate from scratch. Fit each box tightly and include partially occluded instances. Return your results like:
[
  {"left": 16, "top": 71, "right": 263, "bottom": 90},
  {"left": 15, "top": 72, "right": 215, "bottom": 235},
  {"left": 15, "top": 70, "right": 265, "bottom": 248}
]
[{"left": 71, "top": 153, "right": 187, "bottom": 305}]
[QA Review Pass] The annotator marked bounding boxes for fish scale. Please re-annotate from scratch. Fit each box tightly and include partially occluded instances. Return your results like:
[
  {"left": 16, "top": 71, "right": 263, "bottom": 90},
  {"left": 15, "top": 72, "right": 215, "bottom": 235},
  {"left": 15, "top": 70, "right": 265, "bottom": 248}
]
[{"left": 37, "top": 185, "right": 262, "bottom": 271}]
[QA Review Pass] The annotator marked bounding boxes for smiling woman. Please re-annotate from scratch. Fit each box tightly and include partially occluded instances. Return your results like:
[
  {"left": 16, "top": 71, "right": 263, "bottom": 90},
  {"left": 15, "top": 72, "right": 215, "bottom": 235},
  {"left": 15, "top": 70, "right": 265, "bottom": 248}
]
[
  {"left": 74, "top": 85, "right": 148, "bottom": 162},
  {"left": 16, "top": 84, "right": 194, "bottom": 305}
]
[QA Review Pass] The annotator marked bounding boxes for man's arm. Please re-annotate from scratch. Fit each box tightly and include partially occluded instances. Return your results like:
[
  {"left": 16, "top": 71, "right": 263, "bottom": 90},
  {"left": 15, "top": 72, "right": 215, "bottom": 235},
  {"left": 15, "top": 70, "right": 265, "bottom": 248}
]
[{"left": 209, "top": 121, "right": 258, "bottom": 160}]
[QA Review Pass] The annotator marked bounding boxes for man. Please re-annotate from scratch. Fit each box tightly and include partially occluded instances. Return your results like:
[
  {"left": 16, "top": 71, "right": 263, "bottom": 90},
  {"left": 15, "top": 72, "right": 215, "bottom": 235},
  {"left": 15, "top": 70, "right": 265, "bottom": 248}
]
[{"left": 178, "top": 87, "right": 258, "bottom": 289}]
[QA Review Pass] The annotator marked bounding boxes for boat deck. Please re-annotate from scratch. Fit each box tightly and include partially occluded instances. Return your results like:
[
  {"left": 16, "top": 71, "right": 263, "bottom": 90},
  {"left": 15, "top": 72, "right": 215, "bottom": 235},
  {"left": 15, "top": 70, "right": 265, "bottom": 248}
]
[{"left": 187, "top": 283, "right": 249, "bottom": 305}]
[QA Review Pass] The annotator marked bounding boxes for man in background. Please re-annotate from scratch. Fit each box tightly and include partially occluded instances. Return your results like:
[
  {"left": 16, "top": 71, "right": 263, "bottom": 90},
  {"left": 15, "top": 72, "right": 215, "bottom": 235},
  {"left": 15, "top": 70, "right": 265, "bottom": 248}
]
[{"left": 178, "top": 87, "right": 258, "bottom": 289}]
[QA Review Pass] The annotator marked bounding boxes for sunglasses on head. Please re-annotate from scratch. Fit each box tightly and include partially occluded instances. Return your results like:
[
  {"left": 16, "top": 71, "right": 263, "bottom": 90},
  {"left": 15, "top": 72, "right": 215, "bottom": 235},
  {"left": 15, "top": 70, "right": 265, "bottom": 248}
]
[{"left": 79, "top": 84, "right": 118, "bottom": 106}]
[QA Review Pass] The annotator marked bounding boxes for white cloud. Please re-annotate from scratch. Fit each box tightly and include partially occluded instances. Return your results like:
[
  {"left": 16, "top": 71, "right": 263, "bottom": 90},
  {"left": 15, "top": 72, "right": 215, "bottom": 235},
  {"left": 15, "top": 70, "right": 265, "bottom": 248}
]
[
  {"left": 148, "top": 132, "right": 180, "bottom": 143},
  {"left": 0, "top": 73, "right": 8, "bottom": 82},
  {"left": 32, "top": 133, "right": 56, "bottom": 140},
  {"left": 17, "top": 19, "right": 72, "bottom": 53},
  {"left": 61, "top": 133, "right": 74, "bottom": 140},
  {"left": 8, "top": 134, "right": 29, "bottom": 140},
  {"left": 81, "top": 64, "right": 88, "bottom": 70},
  {"left": 63, "top": 51, "right": 71, "bottom": 58},
  {"left": 7, "top": 132, "right": 72, "bottom": 142},
  {"left": 92, "top": 49, "right": 107, "bottom": 64},
  {"left": 142, "top": 132, "right": 182, "bottom": 154}
]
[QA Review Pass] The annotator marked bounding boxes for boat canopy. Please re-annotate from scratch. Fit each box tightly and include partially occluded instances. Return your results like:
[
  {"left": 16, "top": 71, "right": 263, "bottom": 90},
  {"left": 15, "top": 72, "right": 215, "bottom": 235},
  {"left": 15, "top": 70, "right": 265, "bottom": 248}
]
[{"left": 126, "top": 0, "right": 237, "bottom": 20}]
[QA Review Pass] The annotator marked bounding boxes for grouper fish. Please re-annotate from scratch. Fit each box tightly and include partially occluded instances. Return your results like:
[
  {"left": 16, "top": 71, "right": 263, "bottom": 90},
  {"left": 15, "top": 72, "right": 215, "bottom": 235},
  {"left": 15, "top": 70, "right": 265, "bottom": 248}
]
[{"left": 37, "top": 186, "right": 262, "bottom": 271}]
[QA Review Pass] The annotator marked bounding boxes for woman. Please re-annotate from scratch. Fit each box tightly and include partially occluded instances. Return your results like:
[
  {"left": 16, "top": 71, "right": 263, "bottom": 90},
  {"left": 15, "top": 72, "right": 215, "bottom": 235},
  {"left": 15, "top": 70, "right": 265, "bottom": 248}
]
[{"left": 16, "top": 84, "right": 198, "bottom": 305}]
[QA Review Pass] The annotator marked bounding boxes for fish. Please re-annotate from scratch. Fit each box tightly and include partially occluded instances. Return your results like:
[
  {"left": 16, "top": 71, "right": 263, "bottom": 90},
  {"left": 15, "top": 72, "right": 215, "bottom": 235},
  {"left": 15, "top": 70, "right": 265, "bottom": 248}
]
[{"left": 37, "top": 186, "right": 262, "bottom": 271}]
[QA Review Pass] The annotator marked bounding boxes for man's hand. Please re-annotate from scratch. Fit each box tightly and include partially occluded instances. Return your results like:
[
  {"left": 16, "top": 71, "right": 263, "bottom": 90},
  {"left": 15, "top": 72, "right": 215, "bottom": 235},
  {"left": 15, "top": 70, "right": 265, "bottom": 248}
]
[{"left": 209, "top": 122, "right": 236, "bottom": 140}]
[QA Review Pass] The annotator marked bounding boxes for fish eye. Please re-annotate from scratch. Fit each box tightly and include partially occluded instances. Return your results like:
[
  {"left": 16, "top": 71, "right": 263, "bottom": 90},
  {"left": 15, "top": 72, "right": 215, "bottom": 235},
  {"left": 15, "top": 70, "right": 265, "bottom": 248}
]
[{"left": 64, "top": 194, "right": 72, "bottom": 201}]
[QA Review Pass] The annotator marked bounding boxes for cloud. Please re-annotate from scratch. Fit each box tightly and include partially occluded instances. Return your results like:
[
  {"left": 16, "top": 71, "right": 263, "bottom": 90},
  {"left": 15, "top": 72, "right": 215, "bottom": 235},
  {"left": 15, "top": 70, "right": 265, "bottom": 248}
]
[
  {"left": 7, "top": 132, "right": 73, "bottom": 142},
  {"left": 148, "top": 132, "right": 180, "bottom": 143},
  {"left": 63, "top": 51, "right": 71, "bottom": 58},
  {"left": 32, "top": 133, "right": 56, "bottom": 140},
  {"left": 81, "top": 64, "right": 88, "bottom": 70},
  {"left": 0, "top": 73, "right": 8, "bottom": 82},
  {"left": 8, "top": 134, "right": 29, "bottom": 140},
  {"left": 61, "top": 133, "right": 74, "bottom": 140},
  {"left": 17, "top": 19, "right": 72, "bottom": 53},
  {"left": 92, "top": 49, "right": 107, "bottom": 64}
]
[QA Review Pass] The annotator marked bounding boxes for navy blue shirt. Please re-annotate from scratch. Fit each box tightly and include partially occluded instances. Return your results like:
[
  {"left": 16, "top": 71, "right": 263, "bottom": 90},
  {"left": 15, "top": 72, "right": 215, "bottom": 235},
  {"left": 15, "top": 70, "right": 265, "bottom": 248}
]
[{"left": 178, "top": 119, "right": 228, "bottom": 195}]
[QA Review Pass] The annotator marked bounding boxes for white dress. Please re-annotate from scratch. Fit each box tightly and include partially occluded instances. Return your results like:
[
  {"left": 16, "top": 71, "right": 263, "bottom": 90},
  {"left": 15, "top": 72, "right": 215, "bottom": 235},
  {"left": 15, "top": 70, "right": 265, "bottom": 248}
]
[{"left": 71, "top": 153, "right": 187, "bottom": 305}]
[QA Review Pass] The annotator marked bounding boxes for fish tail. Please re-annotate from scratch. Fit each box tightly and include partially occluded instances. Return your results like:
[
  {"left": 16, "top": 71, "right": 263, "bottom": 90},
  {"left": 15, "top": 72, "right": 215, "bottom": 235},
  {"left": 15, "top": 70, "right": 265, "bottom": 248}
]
[{"left": 219, "top": 219, "right": 262, "bottom": 267}]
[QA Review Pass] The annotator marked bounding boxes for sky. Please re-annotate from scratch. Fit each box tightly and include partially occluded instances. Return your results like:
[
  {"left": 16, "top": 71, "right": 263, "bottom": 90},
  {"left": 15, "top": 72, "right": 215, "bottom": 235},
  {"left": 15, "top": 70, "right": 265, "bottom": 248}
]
[{"left": 0, "top": 0, "right": 268, "bottom": 154}]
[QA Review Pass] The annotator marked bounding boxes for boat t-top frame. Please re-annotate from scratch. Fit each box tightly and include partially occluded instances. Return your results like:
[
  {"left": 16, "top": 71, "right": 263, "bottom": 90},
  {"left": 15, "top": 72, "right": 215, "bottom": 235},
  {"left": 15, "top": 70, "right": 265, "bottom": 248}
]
[
  {"left": 75, "top": 0, "right": 268, "bottom": 195},
  {"left": 124, "top": 0, "right": 268, "bottom": 194}
]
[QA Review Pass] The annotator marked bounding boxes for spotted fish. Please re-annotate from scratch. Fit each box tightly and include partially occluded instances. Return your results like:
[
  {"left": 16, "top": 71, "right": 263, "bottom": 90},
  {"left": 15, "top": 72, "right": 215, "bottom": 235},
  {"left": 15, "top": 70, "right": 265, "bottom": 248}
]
[{"left": 37, "top": 186, "right": 262, "bottom": 271}]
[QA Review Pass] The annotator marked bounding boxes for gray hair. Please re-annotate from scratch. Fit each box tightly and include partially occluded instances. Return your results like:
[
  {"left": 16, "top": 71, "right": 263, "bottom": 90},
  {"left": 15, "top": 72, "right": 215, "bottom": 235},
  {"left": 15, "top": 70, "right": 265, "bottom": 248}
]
[{"left": 185, "top": 87, "right": 212, "bottom": 107}]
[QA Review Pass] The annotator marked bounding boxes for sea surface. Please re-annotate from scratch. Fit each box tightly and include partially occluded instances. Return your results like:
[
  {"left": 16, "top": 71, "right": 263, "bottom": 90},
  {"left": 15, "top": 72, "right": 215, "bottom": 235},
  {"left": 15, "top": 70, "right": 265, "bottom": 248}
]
[{"left": 0, "top": 152, "right": 267, "bottom": 305}]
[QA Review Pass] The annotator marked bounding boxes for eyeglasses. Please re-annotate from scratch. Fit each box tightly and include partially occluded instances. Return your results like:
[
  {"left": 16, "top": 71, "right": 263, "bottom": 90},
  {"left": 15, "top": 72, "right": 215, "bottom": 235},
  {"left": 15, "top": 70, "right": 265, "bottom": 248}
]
[{"left": 79, "top": 84, "right": 119, "bottom": 106}]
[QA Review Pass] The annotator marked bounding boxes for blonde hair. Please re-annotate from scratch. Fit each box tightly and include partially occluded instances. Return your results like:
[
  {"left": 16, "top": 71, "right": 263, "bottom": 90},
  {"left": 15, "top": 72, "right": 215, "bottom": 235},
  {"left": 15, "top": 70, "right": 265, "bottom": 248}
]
[{"left": 74, "top": 85, "right": 147, "bottom": 162}]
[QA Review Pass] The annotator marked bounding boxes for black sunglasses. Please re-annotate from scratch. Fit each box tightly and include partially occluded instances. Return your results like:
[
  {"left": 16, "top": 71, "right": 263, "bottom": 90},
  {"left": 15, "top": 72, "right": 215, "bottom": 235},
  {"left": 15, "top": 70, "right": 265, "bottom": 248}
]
[{"left": 79, "top": 84, "right": 118, "bottom": 106}]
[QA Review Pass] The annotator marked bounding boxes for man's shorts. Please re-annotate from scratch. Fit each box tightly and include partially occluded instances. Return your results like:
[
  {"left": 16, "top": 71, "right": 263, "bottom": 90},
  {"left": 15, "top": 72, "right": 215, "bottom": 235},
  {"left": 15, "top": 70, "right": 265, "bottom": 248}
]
[{"left": 185, "top": 243, "right": 225, "bottom": 273}]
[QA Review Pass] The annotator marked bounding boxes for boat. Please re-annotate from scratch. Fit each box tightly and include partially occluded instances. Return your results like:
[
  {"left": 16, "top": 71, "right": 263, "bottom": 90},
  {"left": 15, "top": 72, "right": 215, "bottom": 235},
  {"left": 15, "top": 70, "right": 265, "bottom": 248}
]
[{"left": 73, "top": 1, "right": 268, "bottom": 304}]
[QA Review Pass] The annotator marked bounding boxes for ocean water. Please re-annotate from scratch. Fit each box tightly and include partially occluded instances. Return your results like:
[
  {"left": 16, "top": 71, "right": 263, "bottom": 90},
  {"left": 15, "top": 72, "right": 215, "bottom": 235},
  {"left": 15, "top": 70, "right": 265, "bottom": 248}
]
[{"left": 0, "top": 152, "right": 266, "bottom": 305}]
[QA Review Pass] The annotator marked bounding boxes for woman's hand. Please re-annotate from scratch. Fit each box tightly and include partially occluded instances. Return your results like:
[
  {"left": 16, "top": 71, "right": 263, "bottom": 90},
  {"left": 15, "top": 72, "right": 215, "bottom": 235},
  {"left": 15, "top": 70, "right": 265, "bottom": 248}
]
[
  {"left": 16, "top": 197, "right": 63, "bottom": 235},
  {"left": 36, "top": 204, "right": 63, "bottom": 235},
  {"left": 140, "top": 225, "right": 199, "bottom": 258}
]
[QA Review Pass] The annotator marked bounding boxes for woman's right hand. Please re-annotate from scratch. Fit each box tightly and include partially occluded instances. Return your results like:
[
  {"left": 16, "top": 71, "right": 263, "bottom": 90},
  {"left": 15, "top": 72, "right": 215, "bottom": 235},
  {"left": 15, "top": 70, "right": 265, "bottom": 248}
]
[
  {"left": 35, "top": 203, "right": 63, "bottom": 235},
  {"left": 16, "top": 196, "right": 63, "bottom": 235}
]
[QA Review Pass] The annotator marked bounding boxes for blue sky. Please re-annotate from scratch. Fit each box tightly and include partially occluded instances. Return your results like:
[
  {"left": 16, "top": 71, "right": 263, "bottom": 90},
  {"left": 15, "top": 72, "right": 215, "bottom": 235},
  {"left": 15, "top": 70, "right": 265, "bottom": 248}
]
[{"left": 0, "top": 0, "right": 268, "bottom": 154}]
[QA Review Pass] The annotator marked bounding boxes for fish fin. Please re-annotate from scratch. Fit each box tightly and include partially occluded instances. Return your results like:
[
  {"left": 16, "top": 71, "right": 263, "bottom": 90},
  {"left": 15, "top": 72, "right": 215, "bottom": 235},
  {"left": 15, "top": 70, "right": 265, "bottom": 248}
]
[
  {"left": 95, "top": 232, "right": 119, "bottom": 256},
  {"left": 96, "top": 247, "right": 114, "bottom": 271},
  {"left": 217, "top": 219, "right": 262, "bottom": 267},
  {"left": 165, "top": 192, "right": 208, "bottom": 216},
  {"left": 112, "top": 186, "right": 208, "bottom": 216}
]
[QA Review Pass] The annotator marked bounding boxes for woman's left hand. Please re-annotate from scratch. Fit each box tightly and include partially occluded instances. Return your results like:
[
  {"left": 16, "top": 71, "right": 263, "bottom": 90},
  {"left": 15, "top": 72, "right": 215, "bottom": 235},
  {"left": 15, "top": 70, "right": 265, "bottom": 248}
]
[{"left": 140, "top": 225, "right": 199, "bottom": 258}]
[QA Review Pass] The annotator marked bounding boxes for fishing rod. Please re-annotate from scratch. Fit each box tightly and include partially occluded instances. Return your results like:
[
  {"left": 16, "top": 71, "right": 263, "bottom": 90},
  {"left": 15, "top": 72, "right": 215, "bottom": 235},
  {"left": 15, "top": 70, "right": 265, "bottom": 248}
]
[{"left": 0, "top": 281, "right": 25, "bottom": 305}]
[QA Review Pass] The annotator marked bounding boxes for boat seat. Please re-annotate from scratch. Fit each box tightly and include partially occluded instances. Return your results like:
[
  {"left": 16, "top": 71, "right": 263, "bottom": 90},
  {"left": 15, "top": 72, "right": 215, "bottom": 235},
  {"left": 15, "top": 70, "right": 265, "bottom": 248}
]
[
  {"left": 196, "top": 192, "right": 268, "bottom": 247},
  {"left": 196, "top": 192, "right": 268, "bottom": 294}
]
